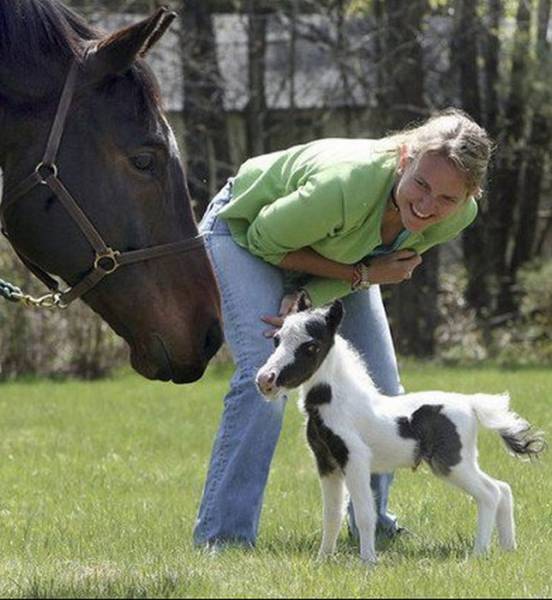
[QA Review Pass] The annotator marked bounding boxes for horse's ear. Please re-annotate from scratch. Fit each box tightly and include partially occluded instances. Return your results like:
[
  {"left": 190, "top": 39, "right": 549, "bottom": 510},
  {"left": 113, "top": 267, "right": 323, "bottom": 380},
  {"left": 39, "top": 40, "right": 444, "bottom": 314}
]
[
  {"left": 89, "top": 7, "right": 176, "bottom": 78},
  {"left": 325, "top": 300, "right": 344, "bottom": 332},
  {"left": 139, "top": 10, "right": 176, "bottom": 58}
]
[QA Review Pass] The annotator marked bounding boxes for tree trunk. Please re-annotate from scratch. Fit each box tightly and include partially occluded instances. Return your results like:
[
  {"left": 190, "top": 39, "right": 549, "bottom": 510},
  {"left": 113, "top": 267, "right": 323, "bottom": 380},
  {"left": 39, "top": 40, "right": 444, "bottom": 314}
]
[
  {"left": 180, "top": 0, "right": 232, "bottom": 216},
  {"left": 378, "top": 0, "right": 435, "bottom": 357},
  {"left": 483, "top": 0, "right": 501, "bottom": 139},
  {"left": 452, "top": 0, "right": 482, "bottom": 124},
  {"left": 487, "top": 0, "right": 532, "bottom": 316},
  {"left": 510, "top": 0, "right": 551, "bottom": 275},
  {"left": 452, "top": 0, "right": 492, "bottom": 316},
  {"left": 335, "top": 0, "right": 353, "bottom": 136},
  {"left": 466, "top": 0, "right": 502, "bottom": 328},
  {"left": 373, "top": 0, "right": 385, "bottom": 130},
  {"left": 246, "top": 1, "right": 269, "bottom": 156},
  {"left": 287, "top": 0, "right": 297, "bottom": 118}
]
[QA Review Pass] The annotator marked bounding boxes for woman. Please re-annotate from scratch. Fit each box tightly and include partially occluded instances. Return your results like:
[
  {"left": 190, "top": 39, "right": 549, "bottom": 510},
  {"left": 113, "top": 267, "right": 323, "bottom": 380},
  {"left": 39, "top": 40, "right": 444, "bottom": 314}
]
[{"left": 193, "top": 108, "right": 492, "bottom": 548}]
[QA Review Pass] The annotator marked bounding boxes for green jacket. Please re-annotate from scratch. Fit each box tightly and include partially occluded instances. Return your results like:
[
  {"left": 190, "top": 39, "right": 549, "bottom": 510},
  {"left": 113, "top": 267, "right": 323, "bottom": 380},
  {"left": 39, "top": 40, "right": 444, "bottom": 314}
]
[{"left": 218, "top": 138, "right": 477, "bottom": 306}]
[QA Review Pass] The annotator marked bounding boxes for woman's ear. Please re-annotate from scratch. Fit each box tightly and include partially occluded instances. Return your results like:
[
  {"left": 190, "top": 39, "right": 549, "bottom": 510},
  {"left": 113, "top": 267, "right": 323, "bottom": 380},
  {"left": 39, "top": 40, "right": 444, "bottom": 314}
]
[{"left": 398, "top": 143, "right": 410, "bottom": 173}]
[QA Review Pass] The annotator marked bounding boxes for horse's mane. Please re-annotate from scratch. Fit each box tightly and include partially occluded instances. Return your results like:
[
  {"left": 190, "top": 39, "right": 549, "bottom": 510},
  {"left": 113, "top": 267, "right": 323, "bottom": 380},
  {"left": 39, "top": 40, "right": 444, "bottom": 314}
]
[
  {"left": 0, "top": 0, "right": 163, "bottom": 112},
  {"left": 0, "top": 0, "right": 100, "bottom": 68}
]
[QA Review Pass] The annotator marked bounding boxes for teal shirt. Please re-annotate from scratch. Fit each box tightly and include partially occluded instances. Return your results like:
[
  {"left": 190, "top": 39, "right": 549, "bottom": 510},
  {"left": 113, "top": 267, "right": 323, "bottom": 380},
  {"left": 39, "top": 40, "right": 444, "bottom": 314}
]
[{"left": 218, "top": 138, "right": 477, "bottom": 306}]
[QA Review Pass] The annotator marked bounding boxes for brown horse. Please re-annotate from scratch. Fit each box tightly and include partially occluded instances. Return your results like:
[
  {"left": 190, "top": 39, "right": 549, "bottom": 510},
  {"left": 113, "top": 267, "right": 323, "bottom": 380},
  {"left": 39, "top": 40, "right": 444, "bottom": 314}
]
[{"left": 0, "top": 0, "right": 222, "bottom": 383}]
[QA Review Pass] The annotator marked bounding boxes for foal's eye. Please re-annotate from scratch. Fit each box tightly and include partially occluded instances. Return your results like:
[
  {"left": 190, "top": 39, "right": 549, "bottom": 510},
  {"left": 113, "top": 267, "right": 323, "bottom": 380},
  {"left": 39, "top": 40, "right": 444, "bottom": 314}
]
[
  {"left": 131, "top": 153, "right": 155, "bottom": 171},
  {"left": 306, "top": 343, "right": 320, "bottom": 354},
  {"left": 273, "top": 336, "right": 280, "bottom": 348}
]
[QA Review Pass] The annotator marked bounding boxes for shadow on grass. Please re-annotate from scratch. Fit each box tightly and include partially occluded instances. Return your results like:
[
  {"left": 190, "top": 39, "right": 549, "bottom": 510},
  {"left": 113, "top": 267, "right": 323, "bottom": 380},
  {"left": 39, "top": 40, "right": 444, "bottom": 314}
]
[
  {"left": 258, "top": 529, "right": 473, "bottom": 563},
  {"left": 260, "top": 534, "right": 320, "bottom": 556},
  {"left": 387, "top": 539, "right": 472, "bottom": 561}
]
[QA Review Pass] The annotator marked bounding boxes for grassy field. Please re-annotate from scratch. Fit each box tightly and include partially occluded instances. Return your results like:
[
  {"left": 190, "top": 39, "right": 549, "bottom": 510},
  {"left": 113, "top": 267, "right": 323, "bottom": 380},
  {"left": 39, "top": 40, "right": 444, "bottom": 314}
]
[{"left": 0, "top": 362, "right": 550, "bottom": 598}]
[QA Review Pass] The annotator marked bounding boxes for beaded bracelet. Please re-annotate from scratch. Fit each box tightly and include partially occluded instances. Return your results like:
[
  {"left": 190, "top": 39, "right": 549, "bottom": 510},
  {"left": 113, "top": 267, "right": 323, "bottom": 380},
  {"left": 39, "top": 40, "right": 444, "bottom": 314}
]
[{"left": 351, "top": 260, "right": 372, "bottom": 291}]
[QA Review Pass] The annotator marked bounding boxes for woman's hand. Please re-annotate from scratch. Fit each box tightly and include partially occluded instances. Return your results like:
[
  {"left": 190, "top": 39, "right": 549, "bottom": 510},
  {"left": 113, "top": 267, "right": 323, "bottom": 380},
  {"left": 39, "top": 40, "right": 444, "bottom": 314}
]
[
  {"left": 261, "top": 291, "right": 304, "bottom": 338},
  {"left": 365, "top": 250, "right": 422, "bottom": 284},
  {"left": 260, "top": 250, "right": 420, "bottom": 337}
]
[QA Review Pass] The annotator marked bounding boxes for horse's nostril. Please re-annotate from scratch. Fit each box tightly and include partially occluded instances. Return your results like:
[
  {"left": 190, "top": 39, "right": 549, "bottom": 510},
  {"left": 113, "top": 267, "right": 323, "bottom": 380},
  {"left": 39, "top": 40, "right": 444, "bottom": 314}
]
[
  {"left": 267, "top": 372, "right": 275, "bottom": 384},
  {"left": 204, "top": 320, "right": 223, "bottom": 362}
]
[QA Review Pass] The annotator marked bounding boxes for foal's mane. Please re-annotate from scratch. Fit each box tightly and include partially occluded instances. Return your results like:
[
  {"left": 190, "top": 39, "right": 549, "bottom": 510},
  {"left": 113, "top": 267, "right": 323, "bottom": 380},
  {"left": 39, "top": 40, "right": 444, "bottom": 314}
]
[{"left": 0, "top": 0, "right": 100, "bottom": 68}]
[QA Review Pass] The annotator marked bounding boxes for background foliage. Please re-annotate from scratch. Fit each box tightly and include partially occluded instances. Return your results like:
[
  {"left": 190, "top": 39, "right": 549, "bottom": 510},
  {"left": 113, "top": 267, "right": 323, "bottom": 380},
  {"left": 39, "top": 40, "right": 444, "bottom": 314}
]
[{"left": 1, "top": 0, "right": 551, "bottom": 377}]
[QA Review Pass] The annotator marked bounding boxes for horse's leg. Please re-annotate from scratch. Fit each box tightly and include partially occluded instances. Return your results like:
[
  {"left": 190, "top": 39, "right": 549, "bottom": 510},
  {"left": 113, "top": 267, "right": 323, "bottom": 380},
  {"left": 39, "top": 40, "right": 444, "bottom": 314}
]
[
  {"left": 318, "top": 470, "right": 347, "bottom": 557},
  {"left": 495, "top": 480, "right": 516, "bottom": 550},
  {"left": 343, "top": 444, "right": 377, "bottom": 564},
  {"left": 445, "top": 462, "right": 501, "bottom": 555}
]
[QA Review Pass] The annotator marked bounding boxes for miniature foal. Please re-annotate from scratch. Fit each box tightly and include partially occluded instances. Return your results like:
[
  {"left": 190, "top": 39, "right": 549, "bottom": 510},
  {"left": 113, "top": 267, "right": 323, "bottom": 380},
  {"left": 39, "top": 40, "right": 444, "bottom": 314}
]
[{"left": 256, "top": 300, "right": 545, "bottom": 564}]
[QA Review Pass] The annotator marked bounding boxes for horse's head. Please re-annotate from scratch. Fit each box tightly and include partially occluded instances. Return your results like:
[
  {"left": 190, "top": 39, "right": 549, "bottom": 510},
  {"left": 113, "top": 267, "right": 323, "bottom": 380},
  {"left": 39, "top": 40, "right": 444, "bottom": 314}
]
[
  {"left": 0, "top": 2, "right": 222, "bottom": 383},
  {"left": 256, "top": 299, "right": 344, "bottom": 399}
]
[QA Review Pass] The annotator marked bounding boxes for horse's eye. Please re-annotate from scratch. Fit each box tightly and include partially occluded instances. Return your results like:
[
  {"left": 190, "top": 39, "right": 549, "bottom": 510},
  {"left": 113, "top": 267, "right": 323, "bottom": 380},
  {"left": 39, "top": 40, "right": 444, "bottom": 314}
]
[
  {"left": 132, "top": 153, "right": 154, "bottom": 171},
  {"left": 306, "top": 343, "right": 319, "bottom": 354},
  {"left": 273, "top": 336, "right": 280, "bottom": 348}
]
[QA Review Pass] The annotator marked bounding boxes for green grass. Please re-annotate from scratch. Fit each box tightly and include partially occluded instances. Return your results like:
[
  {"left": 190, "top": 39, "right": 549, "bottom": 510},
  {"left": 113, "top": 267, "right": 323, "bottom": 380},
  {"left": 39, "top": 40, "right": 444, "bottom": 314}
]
[{"left": 0, "top": 362, "right": 550, "bottom": 598}]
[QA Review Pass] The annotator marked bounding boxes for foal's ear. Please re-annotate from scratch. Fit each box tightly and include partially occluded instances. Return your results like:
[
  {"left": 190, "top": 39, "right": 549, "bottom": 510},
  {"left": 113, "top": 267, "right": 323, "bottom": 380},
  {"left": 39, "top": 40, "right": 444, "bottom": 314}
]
[
  {"left": 89, "top": 7, "right": 176, "bottom": 78},
  {"left": 296, "top": 291, "right": 311, "bottom": 312},
  {"left": 325, "top": 300, "right": 344, "bottom": 332}
]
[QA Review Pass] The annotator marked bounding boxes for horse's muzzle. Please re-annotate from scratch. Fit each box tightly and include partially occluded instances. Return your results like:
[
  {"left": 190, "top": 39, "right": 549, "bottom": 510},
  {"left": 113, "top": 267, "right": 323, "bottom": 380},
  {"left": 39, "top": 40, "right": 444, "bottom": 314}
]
[{"left": 130, "top": 319, "right": 223, "bottom": 383}]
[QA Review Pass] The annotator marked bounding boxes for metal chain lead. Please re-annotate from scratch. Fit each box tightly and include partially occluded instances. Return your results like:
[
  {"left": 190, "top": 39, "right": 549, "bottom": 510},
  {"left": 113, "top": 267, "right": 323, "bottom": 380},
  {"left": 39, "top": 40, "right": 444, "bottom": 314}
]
[{"left": 0, "top": 278, "right": 66, "bottom": 309}]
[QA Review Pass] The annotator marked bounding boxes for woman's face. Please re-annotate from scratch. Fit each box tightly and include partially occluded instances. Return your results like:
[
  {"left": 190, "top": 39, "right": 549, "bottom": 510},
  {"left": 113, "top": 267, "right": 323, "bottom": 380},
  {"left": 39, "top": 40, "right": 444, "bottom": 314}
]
[{"left": 395, "top": 149, "right": 470, "bottom": 233}]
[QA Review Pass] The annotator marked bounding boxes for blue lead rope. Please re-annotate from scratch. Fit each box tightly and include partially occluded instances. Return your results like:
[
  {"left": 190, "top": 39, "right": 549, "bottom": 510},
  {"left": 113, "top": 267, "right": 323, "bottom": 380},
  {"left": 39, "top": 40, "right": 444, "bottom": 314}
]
[{"left": 0, "top": 278, "right": 23, "bottom": 303}]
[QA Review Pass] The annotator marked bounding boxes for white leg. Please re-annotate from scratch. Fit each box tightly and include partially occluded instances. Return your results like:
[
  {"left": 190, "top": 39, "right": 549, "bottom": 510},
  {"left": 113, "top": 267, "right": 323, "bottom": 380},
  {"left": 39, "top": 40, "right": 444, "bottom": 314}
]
[
  {"left": 318, "top": 471, "right": 347, "bottom": 557},
  {"left": 343, "top": 447, "right": 377, "bottom": 564},
  {"left": 446, "top": 462, "right": 501, "bottom": 556},
  {"left": 495, "top": 480, "right": 516, "bottom": 550}
]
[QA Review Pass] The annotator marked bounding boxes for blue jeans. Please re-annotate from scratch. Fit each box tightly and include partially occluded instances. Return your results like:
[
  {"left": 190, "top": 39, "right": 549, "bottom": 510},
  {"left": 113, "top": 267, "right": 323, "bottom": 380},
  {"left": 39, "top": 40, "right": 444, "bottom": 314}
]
[{"left": 193, "top": 180, "right": 403, "bottom": 546}]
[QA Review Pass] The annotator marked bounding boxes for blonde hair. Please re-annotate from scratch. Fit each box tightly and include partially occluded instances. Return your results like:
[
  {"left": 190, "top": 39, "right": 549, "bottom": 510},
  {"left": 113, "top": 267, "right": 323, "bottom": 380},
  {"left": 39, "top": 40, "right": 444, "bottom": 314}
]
[{"left": 385, "top": 108, "right": 492, "bottom": 194}]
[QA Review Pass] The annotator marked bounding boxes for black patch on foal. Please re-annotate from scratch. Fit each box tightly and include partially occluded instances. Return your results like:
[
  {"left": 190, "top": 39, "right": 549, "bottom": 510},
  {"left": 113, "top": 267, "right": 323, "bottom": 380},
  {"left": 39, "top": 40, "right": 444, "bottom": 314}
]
[
  {"left": 397, "top": 404, "right": 462, "bottom": 476},
  {"left": 276, "top": 316, "right": 335, "bottom": 389},
  {"left": 306, "top": 406, "right": 349, "bottom": 477},
  {"left": 305, "top": 319, "right": 329, "bottom": 341},
  {"left": 305, "top": 383, "right": 332, "bottom": 407}
]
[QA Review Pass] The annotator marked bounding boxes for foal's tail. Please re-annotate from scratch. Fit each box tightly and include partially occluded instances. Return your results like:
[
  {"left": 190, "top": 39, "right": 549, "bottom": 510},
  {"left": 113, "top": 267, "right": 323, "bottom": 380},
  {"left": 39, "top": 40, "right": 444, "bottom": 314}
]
[{"left": 470, "top": 393, "right": 547, "bottom": 459}]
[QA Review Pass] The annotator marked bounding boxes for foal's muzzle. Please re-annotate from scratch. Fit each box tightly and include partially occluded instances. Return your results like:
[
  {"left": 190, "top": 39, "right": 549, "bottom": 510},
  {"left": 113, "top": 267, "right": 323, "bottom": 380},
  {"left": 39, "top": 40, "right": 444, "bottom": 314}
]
[{"left": 256, "top": 367, "right": 281, "bottom": 398}]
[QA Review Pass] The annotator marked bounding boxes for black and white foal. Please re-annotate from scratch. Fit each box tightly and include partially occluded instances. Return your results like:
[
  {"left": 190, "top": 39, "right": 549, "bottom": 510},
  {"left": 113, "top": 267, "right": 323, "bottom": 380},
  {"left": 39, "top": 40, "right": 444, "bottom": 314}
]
[{"left": 256, "top": 300, "right": 545, "bottom": 564}]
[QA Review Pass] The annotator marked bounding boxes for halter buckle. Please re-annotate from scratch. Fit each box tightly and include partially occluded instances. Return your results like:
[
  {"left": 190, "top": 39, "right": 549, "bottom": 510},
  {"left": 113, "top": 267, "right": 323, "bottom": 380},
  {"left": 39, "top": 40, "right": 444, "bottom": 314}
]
[
  {"left": 94, "top": 248, "right": 121, "bottom": 274},
  {"left": 35, "top": 162, "right": 59, "bottom": 184}
]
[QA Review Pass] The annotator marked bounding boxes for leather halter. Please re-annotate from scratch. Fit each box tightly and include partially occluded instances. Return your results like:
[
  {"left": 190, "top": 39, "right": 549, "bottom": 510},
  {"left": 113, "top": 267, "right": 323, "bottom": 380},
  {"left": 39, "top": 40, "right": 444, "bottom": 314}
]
[{"left": 0, "top": 59, "right": 205, "bottom": 307}]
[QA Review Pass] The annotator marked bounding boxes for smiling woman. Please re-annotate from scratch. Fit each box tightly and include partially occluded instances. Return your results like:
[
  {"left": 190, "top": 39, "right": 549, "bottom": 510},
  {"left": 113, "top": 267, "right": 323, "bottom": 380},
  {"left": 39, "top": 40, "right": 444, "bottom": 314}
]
[
  {"left": 389, "top": 112, "right": 489, "bottom": 233},
  {"left": 385, "top": 152, "right": 469, "bottom": 238},
  {"left": 193, "top": 108, "right": 492, "bottom": 550}
]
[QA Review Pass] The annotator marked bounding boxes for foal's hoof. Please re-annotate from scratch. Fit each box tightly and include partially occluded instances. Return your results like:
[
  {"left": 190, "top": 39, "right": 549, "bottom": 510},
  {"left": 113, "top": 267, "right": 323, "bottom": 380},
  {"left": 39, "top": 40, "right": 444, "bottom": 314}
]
[
  {"left": 361, "top": 555, "right": 378, "bottom": 566},
  {"left": 317, "top": 550, "right": 336, "bottom": 562},
  {"left": 500, "top": 539, "right": 517, "bottom": 552}
]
